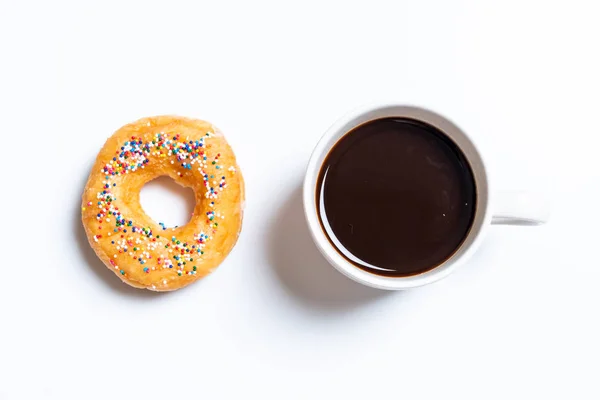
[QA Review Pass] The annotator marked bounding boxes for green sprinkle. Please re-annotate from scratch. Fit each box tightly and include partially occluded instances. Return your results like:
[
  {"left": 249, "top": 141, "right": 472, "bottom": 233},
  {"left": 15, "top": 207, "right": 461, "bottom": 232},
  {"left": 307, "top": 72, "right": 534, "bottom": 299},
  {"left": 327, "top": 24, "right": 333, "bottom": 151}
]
[{"left": 120, "top": 270, "right": 125, "bottom": 275}]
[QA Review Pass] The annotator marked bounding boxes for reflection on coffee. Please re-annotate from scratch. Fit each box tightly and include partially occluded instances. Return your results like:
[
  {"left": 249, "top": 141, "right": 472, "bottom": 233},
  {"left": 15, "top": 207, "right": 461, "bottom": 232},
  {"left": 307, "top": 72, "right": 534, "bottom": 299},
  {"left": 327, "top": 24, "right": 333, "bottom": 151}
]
[{"left": 316, "top": 118, "right": 476, "bottom": 277}]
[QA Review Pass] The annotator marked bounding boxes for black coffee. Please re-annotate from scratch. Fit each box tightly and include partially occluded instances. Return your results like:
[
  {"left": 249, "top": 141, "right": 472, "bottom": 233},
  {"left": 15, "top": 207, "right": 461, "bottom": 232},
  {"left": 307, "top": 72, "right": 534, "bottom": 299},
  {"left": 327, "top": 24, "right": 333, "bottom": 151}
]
[{"left": 316, "top": 118, "right": 476, "bottom": 277}]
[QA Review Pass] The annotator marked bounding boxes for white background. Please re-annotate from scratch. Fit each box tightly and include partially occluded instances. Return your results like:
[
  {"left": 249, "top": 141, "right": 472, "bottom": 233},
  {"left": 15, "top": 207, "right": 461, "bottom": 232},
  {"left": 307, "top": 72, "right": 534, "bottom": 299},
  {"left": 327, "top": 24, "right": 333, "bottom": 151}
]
[{"left": 1, "top": 0, "right": 599, "bottom": 399}]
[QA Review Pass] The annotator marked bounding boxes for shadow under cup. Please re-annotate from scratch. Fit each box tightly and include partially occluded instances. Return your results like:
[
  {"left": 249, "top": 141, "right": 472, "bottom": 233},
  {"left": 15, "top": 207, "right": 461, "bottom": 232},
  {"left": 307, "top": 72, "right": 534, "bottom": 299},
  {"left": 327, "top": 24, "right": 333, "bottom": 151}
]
[{"left": 303, "top": 105, "right": 492, "bottom": 290}]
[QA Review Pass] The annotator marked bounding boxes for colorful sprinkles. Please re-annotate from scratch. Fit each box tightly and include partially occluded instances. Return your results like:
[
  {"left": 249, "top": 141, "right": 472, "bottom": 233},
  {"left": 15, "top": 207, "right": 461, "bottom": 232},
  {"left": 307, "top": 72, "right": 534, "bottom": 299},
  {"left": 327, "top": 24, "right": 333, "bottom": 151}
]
[{"left": 86, "top": 130, "right": 236, "bottom": 282}]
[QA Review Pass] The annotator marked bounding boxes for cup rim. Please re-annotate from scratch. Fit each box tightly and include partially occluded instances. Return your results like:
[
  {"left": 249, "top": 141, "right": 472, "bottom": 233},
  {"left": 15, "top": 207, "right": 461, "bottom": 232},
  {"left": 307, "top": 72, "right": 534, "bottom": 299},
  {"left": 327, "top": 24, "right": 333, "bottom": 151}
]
[{"left": 302, "top": 102, "right": 492, "bottom": 290}]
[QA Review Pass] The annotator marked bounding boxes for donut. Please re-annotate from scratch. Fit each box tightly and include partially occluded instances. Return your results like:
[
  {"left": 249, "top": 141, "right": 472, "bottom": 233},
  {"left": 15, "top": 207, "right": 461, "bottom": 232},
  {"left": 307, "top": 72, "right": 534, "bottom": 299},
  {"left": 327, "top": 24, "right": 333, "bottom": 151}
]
[{"left": 81, "top": 116, "right": 244, "bottom": 291}]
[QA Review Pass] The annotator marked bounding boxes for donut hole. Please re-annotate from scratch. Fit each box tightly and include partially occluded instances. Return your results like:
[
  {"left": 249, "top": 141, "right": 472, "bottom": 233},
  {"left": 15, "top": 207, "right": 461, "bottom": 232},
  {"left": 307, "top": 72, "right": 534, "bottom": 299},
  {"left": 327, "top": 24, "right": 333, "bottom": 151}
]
[{"left": 140, "top": 176, "right": 195, "bottom": 228}]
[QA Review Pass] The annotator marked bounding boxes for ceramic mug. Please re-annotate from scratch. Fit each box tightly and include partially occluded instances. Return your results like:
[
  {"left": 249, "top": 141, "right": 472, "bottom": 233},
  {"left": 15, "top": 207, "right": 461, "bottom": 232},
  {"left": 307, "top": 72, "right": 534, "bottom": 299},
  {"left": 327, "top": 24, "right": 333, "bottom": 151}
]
[{"left": 303, "top": 104, "right": 549, "bottom": 290}]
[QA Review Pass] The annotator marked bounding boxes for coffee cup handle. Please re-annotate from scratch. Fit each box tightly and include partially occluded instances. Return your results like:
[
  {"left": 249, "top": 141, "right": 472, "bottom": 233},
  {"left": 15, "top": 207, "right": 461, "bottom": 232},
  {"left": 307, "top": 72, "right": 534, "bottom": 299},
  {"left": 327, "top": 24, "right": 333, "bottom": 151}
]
[{"left": 492, "top": 191, "right": 549, "bottom": 225}]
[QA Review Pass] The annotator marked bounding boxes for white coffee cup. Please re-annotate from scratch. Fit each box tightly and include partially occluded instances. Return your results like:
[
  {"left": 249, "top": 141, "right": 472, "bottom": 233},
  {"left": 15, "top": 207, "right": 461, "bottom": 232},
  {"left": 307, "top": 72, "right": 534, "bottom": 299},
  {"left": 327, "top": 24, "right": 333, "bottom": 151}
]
[{"left": 303, "top": 104, "right": 549, "bottom": 290}]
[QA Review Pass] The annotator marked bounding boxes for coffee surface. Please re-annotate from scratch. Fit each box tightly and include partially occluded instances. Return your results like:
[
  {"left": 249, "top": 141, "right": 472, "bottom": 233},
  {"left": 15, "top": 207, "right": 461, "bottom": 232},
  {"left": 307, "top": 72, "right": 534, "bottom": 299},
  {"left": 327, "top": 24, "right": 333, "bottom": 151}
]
[{"left": 316, "top": 118, "right": 476, "bottom": 276}]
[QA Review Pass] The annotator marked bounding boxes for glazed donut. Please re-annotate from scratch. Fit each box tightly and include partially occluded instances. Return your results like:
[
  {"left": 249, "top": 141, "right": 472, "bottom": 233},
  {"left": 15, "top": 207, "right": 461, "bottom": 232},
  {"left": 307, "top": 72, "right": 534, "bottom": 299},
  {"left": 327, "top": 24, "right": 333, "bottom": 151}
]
[{"left": 81, "top": 116, "right": 244, "bottom": 291}]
